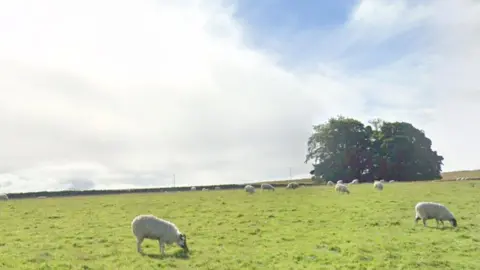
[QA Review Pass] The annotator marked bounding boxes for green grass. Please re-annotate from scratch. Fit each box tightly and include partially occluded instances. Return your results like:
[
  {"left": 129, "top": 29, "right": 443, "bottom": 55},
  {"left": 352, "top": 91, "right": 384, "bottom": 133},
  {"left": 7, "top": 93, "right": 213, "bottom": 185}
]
[
  {"left": 1, "top": 181, "right": 479, "bottom": 269},
  {"left": 442, "top": 169, "right": 480, "bottom": 180}
]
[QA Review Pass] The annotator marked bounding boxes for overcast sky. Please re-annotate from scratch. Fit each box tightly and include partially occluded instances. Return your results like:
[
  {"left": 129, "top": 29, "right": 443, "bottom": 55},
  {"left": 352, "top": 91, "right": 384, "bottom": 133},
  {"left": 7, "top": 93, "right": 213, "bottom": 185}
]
[{"left": 0, "top": 0, "right": 479, "bottom": 192}]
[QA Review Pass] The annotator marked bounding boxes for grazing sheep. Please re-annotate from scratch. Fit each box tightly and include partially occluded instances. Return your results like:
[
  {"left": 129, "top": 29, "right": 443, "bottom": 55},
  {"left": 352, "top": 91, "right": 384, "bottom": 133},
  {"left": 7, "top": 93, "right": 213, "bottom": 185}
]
[
  {"left": 215, "top": 186, "right": 221, "bottom": 190},
  {"left": 335, "top": 183, "right": 350, "bottom": 194},
  {"left": 202, "top": 188, "right": 209, "bottom": 191},
  {"left": 244, "top": 185, "right": 255, "bottom": 194},
  {"left": 373, "top": 181, "right": 383, "bottom": 191},
  {"left": 336, "top": 180, "right": 343, "bottom": 184},
  {"left": 37, "top": 196, "right": 48, "bottom": 199},
  {"left": 379, "top": 179, "right": 385, "bottom": 183},
  {"left": 0, "top": 193, "right": 8, "bottom": 201},
  {"left": 389, "top": 180, "right": 395, "bottom": 183},
  {"left": 327, "top": 181, "right": 334, "bottom": 186},
  {"left": 191, "top": 187, "right": 196, "bottom": 191},
  {"left": 261, "top": 183, "right": 275, "bottom": 191},
  {"left": 414, "top": 202, "right": 457, "bottom": 228},
  {"left": 350, "top": 179, "right": 359, "bottom": 184},
  {"left": 286, "top": 182, "right": 299, "bottom": 189},
  {"left": 131, "top": 214, "right": 189, "bottom": 255}
]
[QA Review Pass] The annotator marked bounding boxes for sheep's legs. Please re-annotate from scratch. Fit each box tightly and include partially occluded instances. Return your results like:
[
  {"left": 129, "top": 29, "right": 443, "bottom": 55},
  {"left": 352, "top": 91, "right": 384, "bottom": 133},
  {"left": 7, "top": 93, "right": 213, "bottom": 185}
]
[
  {"left": 159, "top": 241, "right": 165, "bottom": 255},
  {"left": 136, "top": 238, "right": 144, "bottom": 254},
  {"left": 422, "top": 218, "right": 427, "bottom": 227}
]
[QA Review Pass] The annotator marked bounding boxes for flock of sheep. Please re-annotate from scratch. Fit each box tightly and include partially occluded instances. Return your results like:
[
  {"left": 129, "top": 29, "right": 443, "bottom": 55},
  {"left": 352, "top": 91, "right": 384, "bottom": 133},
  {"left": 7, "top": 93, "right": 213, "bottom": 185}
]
[
  {"left": 329, "top": 178, "right": 393, "bottom": 194},
  {"left": 0, "top": 177, "right": 462, "bottom": 257},
  {"left": 131, "top": 179, "right": 459, "bottom": 256}
]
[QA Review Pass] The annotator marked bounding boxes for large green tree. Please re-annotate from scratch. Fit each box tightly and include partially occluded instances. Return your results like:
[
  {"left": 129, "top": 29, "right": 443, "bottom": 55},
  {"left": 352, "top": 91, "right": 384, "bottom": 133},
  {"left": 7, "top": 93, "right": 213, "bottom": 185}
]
[{"left": 306, "top": 116, "right": 444, "bottom": 182}]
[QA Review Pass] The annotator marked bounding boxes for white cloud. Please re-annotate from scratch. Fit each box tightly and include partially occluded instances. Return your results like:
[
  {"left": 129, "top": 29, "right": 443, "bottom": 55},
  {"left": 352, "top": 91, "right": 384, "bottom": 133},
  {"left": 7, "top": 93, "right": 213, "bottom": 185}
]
[{"left": 0, "top": 0, "right": 479, "bottom": 192}]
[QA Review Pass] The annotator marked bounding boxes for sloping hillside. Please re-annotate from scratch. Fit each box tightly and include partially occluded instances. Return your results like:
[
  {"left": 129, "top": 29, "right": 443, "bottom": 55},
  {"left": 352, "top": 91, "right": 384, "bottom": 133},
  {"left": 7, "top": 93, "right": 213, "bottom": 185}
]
[
  {"left": 441, "top": 170, "right": 480, "bottom": 180},
  {"left": 253, "top": 169, "right": 480, "bottom": 185}
]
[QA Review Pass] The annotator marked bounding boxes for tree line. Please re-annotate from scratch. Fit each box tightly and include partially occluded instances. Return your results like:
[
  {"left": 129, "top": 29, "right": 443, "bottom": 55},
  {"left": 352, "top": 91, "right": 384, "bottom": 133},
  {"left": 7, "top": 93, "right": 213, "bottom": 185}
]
[{"left": 305, "top": 116, "right": 444, "bottom": 182}]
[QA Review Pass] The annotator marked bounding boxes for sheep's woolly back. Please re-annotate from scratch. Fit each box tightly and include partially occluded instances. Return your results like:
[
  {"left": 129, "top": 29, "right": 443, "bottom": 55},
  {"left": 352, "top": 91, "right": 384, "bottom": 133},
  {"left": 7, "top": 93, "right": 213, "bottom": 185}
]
[
  {"left": 373, "top": 181, "right": 383, "bottom": 190},
  {"left": 0, "top": 193, "right": 8, "bottom": 200},
  {"left": 415, "top": 202, "right": 455, "bottom": 221},
  {"left": 327, "top": 181, "right": 334, "bottom": 186},
  {"left": 286, "top": 182, "right": 299, "bottom": 189},
  {"left": 336, "top": 180, "right": 343, "bottom": 184},
  {"left": 261, "top": 184, "right": 275, "bottom": 190},
  {"left": 131, "top": 215, "right": 181, "bottom": 244},
  {"left": 245, "top": 185, "right": 255, "bottom": 193},
  {"left": 335, "top": 183, "right": 350, "bottom": 194},
  {"left": 351, "top": 179, "right": 359, "bottom": 184}
]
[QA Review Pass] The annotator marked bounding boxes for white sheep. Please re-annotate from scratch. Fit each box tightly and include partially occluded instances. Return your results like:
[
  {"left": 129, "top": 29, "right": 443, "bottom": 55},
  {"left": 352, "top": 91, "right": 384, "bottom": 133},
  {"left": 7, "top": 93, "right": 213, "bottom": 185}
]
[
  {"left": 215, "top": 186, "right": 221, "bottom": 190},
  {"left": 261, "top": 183, "right": 275, "bottom": 191},
  {"left": 202, "top": 188, "right": 209, "bottom": 191},
  {"left": 191, "top": 187, "right": 196, "bottom": 191},
  {"left": 335, "top": 183, "right": 350, "bottom": 194},
  {"left": 379, "top": 179, "right": 385, "bottom": 183},
  {"left": 327, "top": 181, "right": 334, "bottom": 186},
  {"left": 244, "top": 185, "right": 255, "bottom": 194},
  {"left": 350, "top": 179, "right": 359, "bottom": 184},
  {"left": 0, "top": 193, "right": 8, "bottom": 201},
  {"left": 336, "top": 180, "right": 343, "bottom": 184},
  {"left": 131, "top": 214, "right": 189, "bottom": 255},
  {"left": 389, "top": 180, "right": 395, "bottom": 183},
  {"left": 373, "top": 181, "right": 383, "bottom": 191},
  {"left": 414, "top": 202, "right": 457, "bottom": 228},
  {"left": 286, "top": 182, "right": 299, "bottom": 189}
]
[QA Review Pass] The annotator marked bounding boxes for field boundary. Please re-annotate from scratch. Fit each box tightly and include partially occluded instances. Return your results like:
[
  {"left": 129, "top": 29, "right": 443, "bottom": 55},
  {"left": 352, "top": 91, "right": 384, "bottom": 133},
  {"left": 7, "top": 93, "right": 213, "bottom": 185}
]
[{"left": 4, "top": 176, "right": 480, "bottom": 200}]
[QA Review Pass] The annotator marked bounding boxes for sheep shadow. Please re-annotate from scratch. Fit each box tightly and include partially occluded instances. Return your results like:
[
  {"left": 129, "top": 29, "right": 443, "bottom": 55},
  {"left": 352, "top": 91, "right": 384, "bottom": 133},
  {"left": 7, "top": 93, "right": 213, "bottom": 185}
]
[
  {"left": 414, "top": 225, "right": 457, "bottom": 231},
  {"left": 144, "top": 250, "right": 190, "bottom": 260}
]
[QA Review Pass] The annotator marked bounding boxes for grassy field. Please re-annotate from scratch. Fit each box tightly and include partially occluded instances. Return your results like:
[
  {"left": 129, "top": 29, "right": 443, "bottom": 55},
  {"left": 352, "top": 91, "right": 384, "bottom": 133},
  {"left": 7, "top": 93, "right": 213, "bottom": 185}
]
[
  {"left": 441, "top": 169, "right": 480, "bottom": 180},
  {"left": 1, "top": 180, "right": 479, "bottom": 269},
  {"left": 253, "top": 169, "right": 480, "bottom": 186}
]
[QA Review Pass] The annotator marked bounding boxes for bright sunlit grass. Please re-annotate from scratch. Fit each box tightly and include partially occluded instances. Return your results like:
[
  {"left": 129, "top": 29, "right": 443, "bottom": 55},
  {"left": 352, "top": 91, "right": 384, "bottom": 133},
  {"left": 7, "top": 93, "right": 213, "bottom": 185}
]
[{"left": 0, "top": 180, "right": 479, "bottom": 269}]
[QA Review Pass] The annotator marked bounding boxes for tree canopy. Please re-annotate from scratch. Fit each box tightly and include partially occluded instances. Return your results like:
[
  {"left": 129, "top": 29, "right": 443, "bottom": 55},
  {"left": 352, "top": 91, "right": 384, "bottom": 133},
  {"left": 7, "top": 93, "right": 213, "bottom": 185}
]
[{"left": 306, "top": 116, "right": 444, "bottom": 182}]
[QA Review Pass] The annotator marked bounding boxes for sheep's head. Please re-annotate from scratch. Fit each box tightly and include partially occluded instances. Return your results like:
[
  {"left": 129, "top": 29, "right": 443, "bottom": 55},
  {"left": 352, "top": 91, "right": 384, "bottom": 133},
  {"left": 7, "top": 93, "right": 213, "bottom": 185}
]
[
  {"left": 177, "top": 233, "right": 189, "bottom": 252},
  {"left": 450, "top": 218, "right": 458, "bottom": 227}
]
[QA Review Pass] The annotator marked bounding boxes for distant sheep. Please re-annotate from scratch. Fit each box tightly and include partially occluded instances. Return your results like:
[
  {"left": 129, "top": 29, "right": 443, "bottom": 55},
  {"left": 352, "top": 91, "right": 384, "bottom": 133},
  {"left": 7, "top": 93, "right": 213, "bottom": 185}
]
[
  {"left": 261, "top": 183, "right": 275, "bottom": 191},
  {"left": 379, "top": 179, "right": 385, "bottom": 183},
  {"left": 335, "top": 183, "right": 350, "bottom": 194},
  {"left": 244, "top": 185, "right": 255, "bottom": 194},
  {"left": 327, "top": 181, "right": 334, "bottom": 186},
  {"left": 336, "top": 180, "right": 343, "bottom": 185},
  {"left": 286, "top": 182, "right": 299, "bottom": 189},
  {"left": 131, "top": 214, "right": 189, "bottom": 255},
  {"left": 215, "top": 186, "right": 221, "bottom": 190},
  {"left": 37, "top": 196, "right": 48, "bottom": 199},
  {"left": 350, "top": 179, "right": 359, "bottom": 184},
  {"left": 389, "top": 180, "right": 395, "bottom": 183},
  {"left": 373, "top": 181, "right": 383, "bottom": 191},
  {"left": 414, "top": 202, "right": 457, "bottom": 228},
  {"left": 0, "top": 193, "right": 8, "bottom": 201},
  {"left": 202, "top": 188, "right": 209, "bottom": 191},
  {"left": 191, "top": 187, "right": 196, "bottom": 191}
]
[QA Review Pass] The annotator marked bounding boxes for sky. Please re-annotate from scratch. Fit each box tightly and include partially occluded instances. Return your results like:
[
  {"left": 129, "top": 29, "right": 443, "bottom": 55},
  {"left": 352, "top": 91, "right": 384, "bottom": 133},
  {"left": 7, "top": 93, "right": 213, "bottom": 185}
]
[{"left": 0, "top": 0, "right": 479, "bottom": 193}]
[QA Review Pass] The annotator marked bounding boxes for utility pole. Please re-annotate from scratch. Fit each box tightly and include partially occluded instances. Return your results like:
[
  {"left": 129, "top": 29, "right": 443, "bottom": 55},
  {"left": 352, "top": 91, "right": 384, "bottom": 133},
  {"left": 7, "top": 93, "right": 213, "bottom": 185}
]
[{"left": 173, "top": 174, "right": 176, "bottom": 188}]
